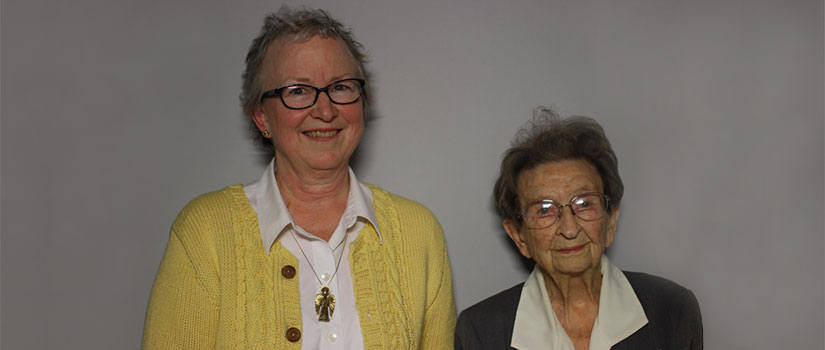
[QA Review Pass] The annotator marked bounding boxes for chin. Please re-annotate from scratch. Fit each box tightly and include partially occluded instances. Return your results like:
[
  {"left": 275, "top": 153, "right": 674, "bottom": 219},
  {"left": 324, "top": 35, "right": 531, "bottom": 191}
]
[
  {"left": 551, "top": 256, "right": 597, "bottom": 276},
  {"left": 555, "top": 265, "right": 590, "bottom": 276},
  {"left": 307, "top": 154, "right": 350, "bottom": 170}
]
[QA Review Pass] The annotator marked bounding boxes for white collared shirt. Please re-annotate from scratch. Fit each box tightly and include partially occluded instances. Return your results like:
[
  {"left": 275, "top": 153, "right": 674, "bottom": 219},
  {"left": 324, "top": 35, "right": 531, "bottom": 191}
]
[
  {"left": 511, "top": 256, "right": 648, "bottom": 350},
  {"left": 244, "top": 160, "right": 381, "bottom": 350}
]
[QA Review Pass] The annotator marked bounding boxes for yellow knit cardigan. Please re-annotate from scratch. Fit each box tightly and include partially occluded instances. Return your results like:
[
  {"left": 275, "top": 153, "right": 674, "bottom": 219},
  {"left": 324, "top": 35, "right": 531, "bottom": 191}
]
[{"left": 142, "top": 184, "right": 456, "bottom": 349}]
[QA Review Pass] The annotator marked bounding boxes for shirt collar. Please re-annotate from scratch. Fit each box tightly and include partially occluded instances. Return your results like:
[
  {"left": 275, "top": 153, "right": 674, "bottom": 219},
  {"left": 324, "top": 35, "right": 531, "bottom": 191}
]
[
  {"left": 244, "top": 159, "right": 381, "bottom": 253},
  {"left": 511, "top": 255, "right": 648, "bottom": 350}
]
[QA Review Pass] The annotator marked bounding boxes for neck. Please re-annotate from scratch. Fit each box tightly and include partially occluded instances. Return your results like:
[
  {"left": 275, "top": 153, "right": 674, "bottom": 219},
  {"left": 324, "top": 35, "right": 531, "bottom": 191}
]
[
  {"left": 543, "top": 267, "right": 602, "bottom": 317},
  {"left": 273, "top": 158, "right": 350, "bottom": 241},
  {"left": 275, "top": 164, "right": 350, "bottom": 203}
]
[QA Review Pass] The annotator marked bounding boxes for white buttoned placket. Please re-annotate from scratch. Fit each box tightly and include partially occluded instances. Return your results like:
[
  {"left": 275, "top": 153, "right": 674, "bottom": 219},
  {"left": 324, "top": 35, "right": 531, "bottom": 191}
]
[{"left": 283, "top": 214, "right": 364, "bottom": 350}]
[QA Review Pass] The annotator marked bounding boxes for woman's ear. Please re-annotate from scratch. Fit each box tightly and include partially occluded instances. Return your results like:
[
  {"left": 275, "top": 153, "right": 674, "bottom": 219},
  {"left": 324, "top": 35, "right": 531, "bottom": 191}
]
[
  {"left": 503, "top": 219, "right": 532, "bottom": 259},
  {"left": 250, "top": 107, "right": 271, "bottom": 137}
]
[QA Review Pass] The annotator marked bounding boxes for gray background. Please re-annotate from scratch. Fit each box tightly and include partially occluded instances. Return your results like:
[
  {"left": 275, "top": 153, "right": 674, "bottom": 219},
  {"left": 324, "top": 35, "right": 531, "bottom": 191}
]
[{"left": 2, "top": 0, "right": 823, "bottom": 348}]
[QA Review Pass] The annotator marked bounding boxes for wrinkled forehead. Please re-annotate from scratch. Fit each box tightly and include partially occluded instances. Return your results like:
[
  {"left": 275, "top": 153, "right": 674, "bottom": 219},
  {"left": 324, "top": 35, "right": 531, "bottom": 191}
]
[{"left": 516, "top": 159, "right": 604, "bottom": 203}]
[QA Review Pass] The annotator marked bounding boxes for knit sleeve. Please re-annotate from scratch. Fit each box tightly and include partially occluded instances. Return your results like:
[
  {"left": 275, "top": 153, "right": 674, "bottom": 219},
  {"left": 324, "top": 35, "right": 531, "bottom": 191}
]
[
  {"left": 419, "top": 212, "right": 457, "bottom": 349},
  {"left": 142, "top": 227, "right": 220, "bottom": 349}
]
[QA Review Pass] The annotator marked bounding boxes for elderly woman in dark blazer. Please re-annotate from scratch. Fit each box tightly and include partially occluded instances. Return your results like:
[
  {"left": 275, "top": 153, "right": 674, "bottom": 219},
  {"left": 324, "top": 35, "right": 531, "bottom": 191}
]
[{"left": 455, "top": 108, "right": 702, "bottom": 350}]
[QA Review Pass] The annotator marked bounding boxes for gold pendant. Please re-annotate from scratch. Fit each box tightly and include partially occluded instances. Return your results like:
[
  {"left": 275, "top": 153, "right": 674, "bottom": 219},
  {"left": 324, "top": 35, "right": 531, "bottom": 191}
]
[{"left": 314, "top": 286, "right": 336, "bottom": 322}]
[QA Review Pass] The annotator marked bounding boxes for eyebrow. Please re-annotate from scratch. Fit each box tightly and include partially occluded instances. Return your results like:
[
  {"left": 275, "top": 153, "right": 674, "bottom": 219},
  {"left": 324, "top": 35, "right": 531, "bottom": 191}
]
[
  {"left": 280, "top": 74, "right": 357, "bottom": 86},
  {"left": 525, "top": 186, "right": 598, "bottom": 203}
]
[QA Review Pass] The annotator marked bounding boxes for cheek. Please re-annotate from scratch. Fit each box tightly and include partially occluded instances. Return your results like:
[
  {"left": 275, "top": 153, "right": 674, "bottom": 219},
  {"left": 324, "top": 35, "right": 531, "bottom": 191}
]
[
  {"left": 527, "top": 230, "right": 555, "bottom": 254},
  {"left": 341, "top": 106, "right": 365, "bottom": 144},
  {"left": 267, "top": 107, "right": 307, "bottom": 131},
  {"left": 343, "top": 105, "right": 365, "bottom": 125},
  {"left": 584, "top": 226, "right": 609, "bottom": 261},
  {"left": 582, "top": 221, "right": 609, "bottom": 245}
]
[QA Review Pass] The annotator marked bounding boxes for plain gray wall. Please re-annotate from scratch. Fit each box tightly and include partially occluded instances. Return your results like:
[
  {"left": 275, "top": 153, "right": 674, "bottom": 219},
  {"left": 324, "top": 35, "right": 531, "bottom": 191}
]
[{"left": 2, "top": 0, "right": 823, "bottom": 348}]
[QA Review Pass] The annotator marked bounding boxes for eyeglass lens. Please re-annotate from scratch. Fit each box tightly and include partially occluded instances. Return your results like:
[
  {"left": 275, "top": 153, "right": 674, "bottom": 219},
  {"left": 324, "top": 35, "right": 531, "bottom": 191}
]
[{"left": 523, "top": 193, "right": 606, "bottom": 229}]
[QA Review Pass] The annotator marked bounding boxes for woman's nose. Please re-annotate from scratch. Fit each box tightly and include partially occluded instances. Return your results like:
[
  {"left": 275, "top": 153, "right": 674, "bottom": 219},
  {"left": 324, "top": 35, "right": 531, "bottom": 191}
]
[
  {"left": 557, "top": 206, "right": 580, "bottom": 239},
  {"left": 311, "top": 92, "right": 338, "bottom": 122}
]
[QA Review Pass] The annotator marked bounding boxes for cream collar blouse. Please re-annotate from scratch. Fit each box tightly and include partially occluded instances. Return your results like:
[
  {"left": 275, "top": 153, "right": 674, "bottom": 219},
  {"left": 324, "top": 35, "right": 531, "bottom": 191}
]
[{"left": 511, "top": 255, "right": 648, "bottom": 350}]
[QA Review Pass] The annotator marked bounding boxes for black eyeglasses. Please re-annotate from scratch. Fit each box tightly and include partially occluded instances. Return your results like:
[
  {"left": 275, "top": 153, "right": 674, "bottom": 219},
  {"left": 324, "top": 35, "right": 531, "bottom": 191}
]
[
  {"left": 519, "top": 192, "right": 610, "bottom": 229},
  {"left": 259, "top": 78, "right": 365, "bottom": 110}
]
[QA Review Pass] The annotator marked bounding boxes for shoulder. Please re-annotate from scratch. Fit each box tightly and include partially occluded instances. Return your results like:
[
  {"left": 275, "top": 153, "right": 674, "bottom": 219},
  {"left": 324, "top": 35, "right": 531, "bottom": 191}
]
[
  {"left": 177, "top": 185, "right": 246, "bottom": 216},
  {"left": 365, "top": 183, "right": 442, "bottom": 239},
  {"left": 459, "top": 283, "right": 523, "bottom": 321},
  {"left": 456, "top": 283, "right": 523, "bottom": 348},
  {"left": 623, "top": 271, "right": 699, "bottom": 308},
  {"left": 367, "top": 183, "right": 438, "bottom": 221},
  {"left": 172, "top": 185, "right": 248, "bottom": 235},
  {"left": 623, "top": 271, "right": 702, "bottom": 339}
]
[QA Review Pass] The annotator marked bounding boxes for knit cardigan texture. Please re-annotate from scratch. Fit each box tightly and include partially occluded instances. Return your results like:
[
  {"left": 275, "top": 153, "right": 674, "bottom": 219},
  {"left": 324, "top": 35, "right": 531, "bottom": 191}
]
[{"left": 142, "top": 184, "right": 456, "bottom": 349}]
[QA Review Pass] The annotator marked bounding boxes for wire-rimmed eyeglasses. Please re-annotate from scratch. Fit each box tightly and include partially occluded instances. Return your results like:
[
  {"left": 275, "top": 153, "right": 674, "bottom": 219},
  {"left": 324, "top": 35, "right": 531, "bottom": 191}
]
[
  {"left": 259, "top": 78, "right": 365, "bottom": 110},
  {"left": 519, "top": 192, "right": 610, "bottom": 229}
]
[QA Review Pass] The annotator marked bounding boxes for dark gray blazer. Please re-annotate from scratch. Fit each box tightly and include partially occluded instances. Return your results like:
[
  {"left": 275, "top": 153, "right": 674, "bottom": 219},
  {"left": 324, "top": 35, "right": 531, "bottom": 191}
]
[{"left": 455, "top": 271, "right": 702, "bottom": 350}]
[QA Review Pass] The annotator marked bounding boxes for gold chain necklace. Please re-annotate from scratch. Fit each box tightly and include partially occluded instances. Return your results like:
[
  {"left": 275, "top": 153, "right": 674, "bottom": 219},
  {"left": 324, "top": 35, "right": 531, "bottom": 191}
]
[{"left": 290, "top": 231, "right": 348, "bottom": 322}]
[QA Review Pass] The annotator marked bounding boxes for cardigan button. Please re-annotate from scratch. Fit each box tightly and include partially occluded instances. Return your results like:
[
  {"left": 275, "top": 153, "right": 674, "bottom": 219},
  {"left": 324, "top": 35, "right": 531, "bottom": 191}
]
[
  {"left": 285, "top": 327, "right": 301, "bottom": 342},
  {"left": 281, "top": 265, "right": 296, "bottom": 279}
]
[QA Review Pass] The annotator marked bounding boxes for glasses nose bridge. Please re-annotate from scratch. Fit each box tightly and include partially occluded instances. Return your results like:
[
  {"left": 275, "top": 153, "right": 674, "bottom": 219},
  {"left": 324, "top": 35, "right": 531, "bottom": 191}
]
[
  {"left": 557, "top": 203, "right": 578, "bottom": 218},
  {"left": 298, "top": 86, "right": 333, "bottom": 111},
  {"left": 551, "top": 203, "right": 580, "bottom": 227},
  {"left": 316, "top": 85, "right": 339, "bottom": 103}
]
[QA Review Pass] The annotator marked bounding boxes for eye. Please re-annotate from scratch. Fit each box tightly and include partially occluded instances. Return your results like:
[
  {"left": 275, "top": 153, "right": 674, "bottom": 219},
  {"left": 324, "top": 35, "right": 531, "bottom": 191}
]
[
  {"left": 284, "top": 86, "right": 309, "bottom": 96},
  {"left": 331, "top": 82, "right": 354, "bottom": 92},
  {"left": 533, "top": 202, "right": 557, "bottom": 217},
  {"left": 573, "top": 194, "right": 603, "bottom": 212}
]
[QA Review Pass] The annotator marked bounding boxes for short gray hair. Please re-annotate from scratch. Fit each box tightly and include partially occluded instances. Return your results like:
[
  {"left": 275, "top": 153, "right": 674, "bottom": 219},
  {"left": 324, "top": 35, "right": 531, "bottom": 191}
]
[
  {"left": 240, "top": 6, "right": 370, "bottom": 153},
  {"left": 493, "top": 107, "right": 623, "bottom": 224}
]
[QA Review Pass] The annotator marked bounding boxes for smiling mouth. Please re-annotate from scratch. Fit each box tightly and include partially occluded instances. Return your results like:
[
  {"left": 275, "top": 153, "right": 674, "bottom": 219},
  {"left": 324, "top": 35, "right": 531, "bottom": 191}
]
[
  {"left": 554, "top": 244, "right": 587, "bottom": 254},
  {"left": 303, "top": 129, "right": 340, "bottom": 138}
]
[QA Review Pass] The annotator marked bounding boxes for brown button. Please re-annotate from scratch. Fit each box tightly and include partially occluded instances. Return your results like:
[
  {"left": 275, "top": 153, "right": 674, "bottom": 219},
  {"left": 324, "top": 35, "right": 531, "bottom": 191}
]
[
  {"left": 281, "top": 265, "right": 296, "bottom": 279},
  {"left": 285, "top": 327, "right": 301, "bottom": 342}
]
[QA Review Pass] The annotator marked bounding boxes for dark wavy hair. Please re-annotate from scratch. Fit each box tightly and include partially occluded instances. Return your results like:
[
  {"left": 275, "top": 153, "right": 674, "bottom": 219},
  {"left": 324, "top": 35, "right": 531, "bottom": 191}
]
[
  {"left": 493, "top": 107, "right": 623, "bottom": 225},
  {"left": 240, "top": 6, "right": 370, "bottom": 155}
]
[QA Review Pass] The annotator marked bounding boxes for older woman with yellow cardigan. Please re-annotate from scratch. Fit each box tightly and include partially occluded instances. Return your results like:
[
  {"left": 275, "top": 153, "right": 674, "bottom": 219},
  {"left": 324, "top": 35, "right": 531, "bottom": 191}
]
[{"left": 142, "top": 7, "right": 455, "bottom": 349}]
